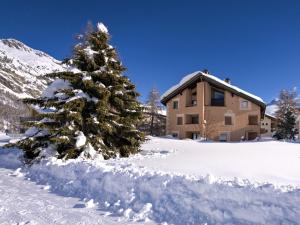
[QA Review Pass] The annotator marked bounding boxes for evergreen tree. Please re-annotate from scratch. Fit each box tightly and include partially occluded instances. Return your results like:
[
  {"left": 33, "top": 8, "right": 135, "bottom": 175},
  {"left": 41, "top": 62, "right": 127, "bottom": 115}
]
[
  {"left": 9, "top": 22, "right": 145, "bottom": 161},
  {"left": 274, "top": 88, "right": 297, "bottom": 140}
]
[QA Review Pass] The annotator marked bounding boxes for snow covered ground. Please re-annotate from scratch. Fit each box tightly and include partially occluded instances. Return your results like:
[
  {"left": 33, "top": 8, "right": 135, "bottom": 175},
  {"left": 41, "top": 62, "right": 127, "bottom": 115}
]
[
  {"left": 1, "top": 136, "right": 300, "bottom": 224},
  {"left": 0, "top": 167, "right": 144, "bottom": 225},
  {"left": 131, "top": 137, "right": 300, "bottom": 187}
]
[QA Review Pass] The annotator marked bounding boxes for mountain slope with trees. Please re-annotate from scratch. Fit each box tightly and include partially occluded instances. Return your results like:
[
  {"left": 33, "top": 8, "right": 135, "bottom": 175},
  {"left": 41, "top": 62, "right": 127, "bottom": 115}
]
[{"left": 0, "top": 39, "right": 66, "bottom": 132}]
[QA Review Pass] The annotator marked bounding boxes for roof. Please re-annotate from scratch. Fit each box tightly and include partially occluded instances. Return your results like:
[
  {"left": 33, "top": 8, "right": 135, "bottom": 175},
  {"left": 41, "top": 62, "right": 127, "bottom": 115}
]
[{"left": 161, "top": 71, "right": 266, "bottom": 110}]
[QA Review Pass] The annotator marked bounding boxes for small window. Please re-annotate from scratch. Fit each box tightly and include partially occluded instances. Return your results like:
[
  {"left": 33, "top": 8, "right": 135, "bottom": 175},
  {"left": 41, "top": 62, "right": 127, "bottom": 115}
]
[
  {"left": 240, "top": 100, "right": 249, "bottom": 109},
  {"left": 211, "top": 88, "right": 225, "bottom": 106},
  {"left": 173, "top": 101, "right": 178, "bottom": 109},
  {"left": 265, "top": 123, "right": 268, "bottom": 126},
  {"left": 172, "top": 133, "right": 178, "bottom": 138},
  {"left": 225, "top": 116, "right": 232, "bottom": 125},
  {"left": 177, "top": 117, "right": 183, "bottom": 125},
  {"left": 249, "top": 115, "right": 258, "bottom": 125}
]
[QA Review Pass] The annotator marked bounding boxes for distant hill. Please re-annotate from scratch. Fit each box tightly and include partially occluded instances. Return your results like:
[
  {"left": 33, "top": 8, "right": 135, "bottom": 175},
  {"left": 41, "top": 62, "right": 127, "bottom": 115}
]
[{"left": 0, "top": 39, "right": 66, "bottom": 132}]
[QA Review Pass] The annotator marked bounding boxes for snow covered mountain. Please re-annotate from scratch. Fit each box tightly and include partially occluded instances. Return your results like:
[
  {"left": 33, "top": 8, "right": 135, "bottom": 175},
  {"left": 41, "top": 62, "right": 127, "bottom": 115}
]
[
  {"left": 266, "top": 98, "right": 300, "bottom": 116},
  {"left": 0, "top": 39, "right": 66, "bottom": 132}
]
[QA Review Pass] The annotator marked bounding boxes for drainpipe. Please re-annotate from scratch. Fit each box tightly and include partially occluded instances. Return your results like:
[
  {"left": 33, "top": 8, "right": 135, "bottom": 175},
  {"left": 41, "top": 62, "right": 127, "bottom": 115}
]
[{"left": 200, "top": 80, "right": 206, "bottom": 139}]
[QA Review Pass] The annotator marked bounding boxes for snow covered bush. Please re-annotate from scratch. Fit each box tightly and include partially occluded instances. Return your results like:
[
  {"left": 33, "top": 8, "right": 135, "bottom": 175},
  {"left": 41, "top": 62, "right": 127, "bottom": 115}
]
[{"left": 8, "top": 22, "right": 145, "bottom": 162}]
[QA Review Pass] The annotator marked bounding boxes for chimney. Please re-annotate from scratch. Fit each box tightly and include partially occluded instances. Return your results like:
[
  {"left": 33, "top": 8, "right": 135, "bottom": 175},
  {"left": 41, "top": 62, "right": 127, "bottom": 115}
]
[
  {"left": 224, "top": 78, "right": 231, "bottom": 84},
  {"left": 202, "top": 69, "right": 209, "bottom": 74}
]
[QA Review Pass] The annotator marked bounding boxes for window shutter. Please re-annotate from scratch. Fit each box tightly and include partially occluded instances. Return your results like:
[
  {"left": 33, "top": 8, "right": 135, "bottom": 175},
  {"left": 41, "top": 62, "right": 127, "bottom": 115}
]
[{"left": 225, "top": 116, "right": 232, "bottom": 125}]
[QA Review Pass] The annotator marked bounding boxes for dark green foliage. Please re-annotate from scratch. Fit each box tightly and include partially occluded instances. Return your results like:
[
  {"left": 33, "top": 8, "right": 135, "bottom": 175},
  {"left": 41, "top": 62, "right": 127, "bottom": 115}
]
[
  {"left": 274, "top": 89, "right": 297, "bottom": 140},
  {"left": 8, "top": 23, "right": 145, "bottom": 161}
]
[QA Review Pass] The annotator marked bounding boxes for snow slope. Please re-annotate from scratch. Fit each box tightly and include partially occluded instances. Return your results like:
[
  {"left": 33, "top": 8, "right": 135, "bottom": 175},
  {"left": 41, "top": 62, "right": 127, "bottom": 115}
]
[
  {"left": 0, "top": 39, "right": 66, "bottom": 131},
  {"left": 0, "top": 39, "right": 65, "bottom": 99},
  {"left": 0, "top": 167, "right": 148, "bottom": 225},
  {"left": 131, "top": 137, "right": 300, "bottom": 187},
  {"left": 1, "top": 137, "right": 300, "bottom": 224}
]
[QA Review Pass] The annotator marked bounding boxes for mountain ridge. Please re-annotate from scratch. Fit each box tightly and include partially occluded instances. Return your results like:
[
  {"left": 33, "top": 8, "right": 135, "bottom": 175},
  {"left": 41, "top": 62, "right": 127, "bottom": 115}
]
[{"left": 0, "top": 38, "right": 66, "bottom": 132}]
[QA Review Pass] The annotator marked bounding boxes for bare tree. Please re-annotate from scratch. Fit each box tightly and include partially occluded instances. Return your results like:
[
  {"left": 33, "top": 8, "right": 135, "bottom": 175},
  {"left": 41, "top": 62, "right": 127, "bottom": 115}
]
[{"left": 138, "top": 87, "right": 167, "bottom": 136}]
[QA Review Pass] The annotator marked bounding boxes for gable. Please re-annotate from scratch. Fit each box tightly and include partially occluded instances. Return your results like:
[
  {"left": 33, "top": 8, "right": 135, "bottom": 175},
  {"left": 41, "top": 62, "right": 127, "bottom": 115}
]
[{"left": 161, "top": 71, "right": 266, "bottom": 114}]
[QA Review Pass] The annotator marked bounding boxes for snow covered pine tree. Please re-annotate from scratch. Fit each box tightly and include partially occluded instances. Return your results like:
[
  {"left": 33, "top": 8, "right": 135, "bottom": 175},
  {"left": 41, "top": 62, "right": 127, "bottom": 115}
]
[
  {"left": 274, "top": 88, "right": 298, "bottom": 140},
  {"left": 9, "top": 22, "right": 145, "bottom": 161}
]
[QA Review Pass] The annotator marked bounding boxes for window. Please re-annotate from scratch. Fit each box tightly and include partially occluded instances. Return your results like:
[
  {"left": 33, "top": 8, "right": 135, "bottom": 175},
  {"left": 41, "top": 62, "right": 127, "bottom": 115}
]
[
  {"left": 172, "top": 133, "right": 178, "bottom": 138},
  {"left": 173, "top": 101, "right": 178, "bottom": 109},
  {"left": 225, "top": 116, "right": 232, "bottom": 125},
  {"left": 211, "top": 88, "right": 225, "bottom": 106},
  {"left": 249, "top": 115, "right": 258, "bottom": 125},
  {"left": 240, "top": 100, "right": 249, "bottom": 109},
  {"left": 191, "top": 115, "right": 199, "bottom": 124},
  {"left": 177, "top": 117, "right": 183, "bottom": 125},
  {"left": 265, "top": 123, "right": 268, "bottom": 126}
]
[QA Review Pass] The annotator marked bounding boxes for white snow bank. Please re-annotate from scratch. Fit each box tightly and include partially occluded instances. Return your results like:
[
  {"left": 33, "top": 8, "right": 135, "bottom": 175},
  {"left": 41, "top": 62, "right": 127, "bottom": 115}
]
[
  {"left": 0, "top": 148, "right": 23, "bottom": 169},
  {"left": 20, "top": 156, "right": 300, "bottom": 224},
  {"left": 161, "top": 71, "right": 264, "bottom": 103},
  {"left": 1, "top": 137, "right": 300, "bottom": 224},
  {"left": 133, "top": 137, "right": 300, "bottom": 187}
]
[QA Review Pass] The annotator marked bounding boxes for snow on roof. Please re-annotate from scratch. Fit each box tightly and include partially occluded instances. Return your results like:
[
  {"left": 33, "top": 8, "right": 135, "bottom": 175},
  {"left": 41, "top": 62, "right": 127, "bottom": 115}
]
[
  {"left": 161, "top": 71, "right": 201, "bottom": 100},
  {"left": 97, "top": 22, "right": 108, "bottom": 34},
  {"left": 161, "top": 71, "right": 265, "bottom": 104}
]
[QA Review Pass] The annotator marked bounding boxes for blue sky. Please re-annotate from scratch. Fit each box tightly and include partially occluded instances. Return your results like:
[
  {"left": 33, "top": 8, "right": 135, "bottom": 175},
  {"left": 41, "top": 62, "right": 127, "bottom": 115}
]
[{"left": 1, "top": 0, "right": 299, "bottom": 103}]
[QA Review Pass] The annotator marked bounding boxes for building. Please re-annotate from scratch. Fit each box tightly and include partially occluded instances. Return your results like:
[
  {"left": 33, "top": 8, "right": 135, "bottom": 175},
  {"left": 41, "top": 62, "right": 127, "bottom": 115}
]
[
  {"left": 161, "top": 71, "right": 266, "bottom": 141},
  {"left": 260, "top": 113, "right": 277, "bottom": 137}
]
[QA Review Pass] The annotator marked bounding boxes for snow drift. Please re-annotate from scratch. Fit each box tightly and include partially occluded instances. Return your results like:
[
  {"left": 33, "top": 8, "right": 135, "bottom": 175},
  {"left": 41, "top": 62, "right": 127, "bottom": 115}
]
[{"left": 1, "top": 136, "right": 300, "bottom": 224}]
